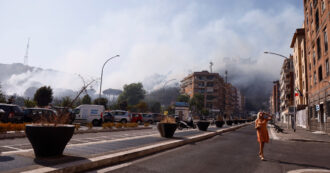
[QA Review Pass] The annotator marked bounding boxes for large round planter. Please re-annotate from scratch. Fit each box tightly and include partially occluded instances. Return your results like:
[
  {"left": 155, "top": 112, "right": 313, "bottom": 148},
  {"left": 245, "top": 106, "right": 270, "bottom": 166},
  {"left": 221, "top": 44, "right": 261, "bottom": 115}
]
[
  {"left": 226, "top": 120, "right": 233, "bottom": 126},
  {"left": 197, "top": 121, "right": 210, "bottom": 131},
  {"left": 25, "top": 124, "right": 75, "bottom": 157},
  {"left": 157, "top": 123, "right": 177, "bottom": 138},
  {"left": 215, "top": 121, "right": 225, "bottom": 128}
]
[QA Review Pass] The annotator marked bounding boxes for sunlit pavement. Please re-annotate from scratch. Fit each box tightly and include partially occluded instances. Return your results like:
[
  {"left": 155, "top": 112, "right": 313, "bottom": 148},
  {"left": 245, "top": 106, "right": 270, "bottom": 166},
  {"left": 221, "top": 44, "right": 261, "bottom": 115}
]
[
  {"left": 0, "top": 123, "right": 234, "bottom": 172},
  {"left": 91, "top": 125, "right": 330, "bottom": 173}
]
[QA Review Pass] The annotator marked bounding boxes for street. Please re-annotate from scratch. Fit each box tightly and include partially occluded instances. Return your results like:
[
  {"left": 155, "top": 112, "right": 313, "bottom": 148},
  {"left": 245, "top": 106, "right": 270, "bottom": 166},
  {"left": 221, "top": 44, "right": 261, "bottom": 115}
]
[{"left": 90, "top": 125, "right": 330, "bottom": 173}]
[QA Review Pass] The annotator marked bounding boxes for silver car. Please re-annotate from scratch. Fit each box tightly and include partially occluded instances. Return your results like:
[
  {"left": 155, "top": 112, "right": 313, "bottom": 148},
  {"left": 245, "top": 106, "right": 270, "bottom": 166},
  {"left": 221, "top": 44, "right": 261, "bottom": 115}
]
[
  {"left": 110, "top": 110, "right": 131, "bottom": 123},
  {"left": 141, "top": 113, "right": 156, "bottom": 124}
]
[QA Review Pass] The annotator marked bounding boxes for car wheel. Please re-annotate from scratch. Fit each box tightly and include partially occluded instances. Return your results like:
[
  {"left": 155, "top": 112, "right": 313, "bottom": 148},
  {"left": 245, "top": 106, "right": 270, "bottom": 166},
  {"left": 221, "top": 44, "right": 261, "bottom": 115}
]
[
  {"left": 137, "top": 120, "right": 142, "bottom": 124},
  {"left": 120, "top": 119, "right": 127, "bottom": 124},
  {"left": 92, "top": 119, "right": 100, "bottom": 126}
]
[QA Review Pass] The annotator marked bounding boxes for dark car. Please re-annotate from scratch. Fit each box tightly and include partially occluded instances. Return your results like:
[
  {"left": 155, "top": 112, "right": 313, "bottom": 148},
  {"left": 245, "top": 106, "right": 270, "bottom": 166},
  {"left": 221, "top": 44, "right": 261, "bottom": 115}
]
[
  {"left": 23, "top": 108, "right": 57, "bottom": 123},
  {"left": 0, "top": 103, "right": 25, "bottom": 123},
  {"left": 103, "top": 111, "right": 114, "bottom": 123}
]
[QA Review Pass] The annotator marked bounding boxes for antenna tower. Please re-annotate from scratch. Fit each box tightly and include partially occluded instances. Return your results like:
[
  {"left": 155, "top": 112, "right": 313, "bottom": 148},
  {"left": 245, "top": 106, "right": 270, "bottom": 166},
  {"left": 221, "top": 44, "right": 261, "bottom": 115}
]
[
  {"left": 209, "top": 61, "right": 213, "bottom": 73},
  {"left": 225, "top": 70, "right": 228, "bottom": 83},
  {"left": 24, "top": 38, "right": 30, "bottom": 66}
]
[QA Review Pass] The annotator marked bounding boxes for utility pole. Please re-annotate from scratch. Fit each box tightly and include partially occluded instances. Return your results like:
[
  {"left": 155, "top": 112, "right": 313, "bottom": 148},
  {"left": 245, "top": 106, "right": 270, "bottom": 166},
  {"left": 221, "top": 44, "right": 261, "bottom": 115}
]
[
  {"left": 24, "top": 38, "right": 30, "bottom": 66},
  {"left": 225, "top": 70, "right": 228, "bottom": 84}
]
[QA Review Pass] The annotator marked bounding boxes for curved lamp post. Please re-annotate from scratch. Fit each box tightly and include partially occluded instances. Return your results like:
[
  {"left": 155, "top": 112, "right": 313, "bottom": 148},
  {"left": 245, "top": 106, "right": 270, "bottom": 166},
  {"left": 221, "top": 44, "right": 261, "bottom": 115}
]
[
  {"left": 99, "top": 55, "right": 120, "bottom": 104},
  {"left": 264, "top": 51, "right": 289, "bottom": 59}
]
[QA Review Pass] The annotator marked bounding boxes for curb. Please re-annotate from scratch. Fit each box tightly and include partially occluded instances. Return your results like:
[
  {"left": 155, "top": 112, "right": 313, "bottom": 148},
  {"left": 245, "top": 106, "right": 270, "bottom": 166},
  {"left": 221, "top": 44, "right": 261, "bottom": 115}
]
[
  {"left": 22, "top": 123, "right": 251, "bottom": 173},
  {"left": 0, "top": 127, "right": 152, "bottom": 140}
]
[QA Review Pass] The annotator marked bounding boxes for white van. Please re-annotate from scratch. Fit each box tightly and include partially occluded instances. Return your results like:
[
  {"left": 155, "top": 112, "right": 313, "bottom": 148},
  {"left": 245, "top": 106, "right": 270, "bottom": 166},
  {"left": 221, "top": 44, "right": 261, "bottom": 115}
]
[{"left": 73, "top": 104, "right": 104, "bottom": 126}]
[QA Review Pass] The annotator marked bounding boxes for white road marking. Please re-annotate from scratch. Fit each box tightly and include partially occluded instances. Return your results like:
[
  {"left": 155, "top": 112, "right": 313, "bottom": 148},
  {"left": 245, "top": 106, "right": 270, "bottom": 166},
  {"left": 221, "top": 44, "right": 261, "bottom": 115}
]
[
  {"left": 287, "top": 169, "right": 330, "bottom": 173},
  {"left": 1, "top": 146, "right": 24, "bottom": 151}
]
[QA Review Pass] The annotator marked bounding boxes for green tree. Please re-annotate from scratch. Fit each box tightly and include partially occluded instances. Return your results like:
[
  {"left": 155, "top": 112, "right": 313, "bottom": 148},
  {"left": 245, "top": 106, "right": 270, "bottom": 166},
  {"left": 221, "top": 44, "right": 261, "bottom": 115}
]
[
  {"left": 24, "top": 98, "right": 36, "bottom": 108},
  {"left": 149, "top": 102, "right": 161, "bottom": 113},
  {"left": 34, "top": 86, "right": 53, "bottom": 107},
  {"left": 177, "top": 94, "right": 190, "bottom": 103},
  {"left": 61, "top": 96, "right": 72, "bottom": 107},
  {"left": 82, "top": 94, "right": 92, "bottom": 104},
  {"left": 0, "top": 84, "right": 6, "bottom": 103},
  {"left": 189, "top": 93, "right": 204, "bottom": 114},
  {"left": 118, "top": 100, "right": 128, "bottom": 110},
  {"left": 136, "top": 101, "right": 148, "bottom": 113},
  {"left": 94, "top": 97, "right": 108, "bottom": 109},
  {"left": 117, "top": 83, "right": 146, "bottom": 105}
]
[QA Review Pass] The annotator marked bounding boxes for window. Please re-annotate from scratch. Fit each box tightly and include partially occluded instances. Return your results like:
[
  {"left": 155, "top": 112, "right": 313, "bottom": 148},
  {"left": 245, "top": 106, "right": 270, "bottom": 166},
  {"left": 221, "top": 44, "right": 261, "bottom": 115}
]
[
  {"left": 318, "top": 65, "right": 323, "bottom": 81},
  {"left": 310, "top": 2, "right": 313, "bottom": 14},
  {"left": 322, "top": 0, "right": 325, "bottom": 12},
  {"left": 206, "top": 82, "right": 214, "bottom": 87},
  {"left": 314, "top": 0, "right": 318, "bottom": 8},
  {"left": 317, "top": 37, "right": 322, "bottom": 59},
  {"left": 315, "top": 9, "right": 319, "bottom": 31},
  {"left": 314, "top": 71, "right": 317, "bottom": 84},
  {"left": 309, "top": 63, "right": 311, "bottom": 70},
  {"left": 326, "top": 59, "right": 329, "bottom": 76},
  {"left": 324, "top": 28, "right": 328, "bottom": 52}
]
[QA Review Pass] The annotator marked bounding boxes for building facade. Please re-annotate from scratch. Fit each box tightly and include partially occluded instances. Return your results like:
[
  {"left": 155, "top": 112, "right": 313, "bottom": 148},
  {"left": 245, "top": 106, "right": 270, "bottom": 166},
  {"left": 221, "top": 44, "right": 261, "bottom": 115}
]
[
  {"left": 291, "top": 28, "right": 308, "bottom": 109},
  {"left": 270, "top": 80, "right": 281, "bottom": 119},
  {"left": 280, "top": 56, "right": 295, "bottom": 123},
  {"left": 180, "top": 71, "right": 226, "bottom": 115},
  {"left": 303, "top": 0, "right": 330, "bottom": 133}
]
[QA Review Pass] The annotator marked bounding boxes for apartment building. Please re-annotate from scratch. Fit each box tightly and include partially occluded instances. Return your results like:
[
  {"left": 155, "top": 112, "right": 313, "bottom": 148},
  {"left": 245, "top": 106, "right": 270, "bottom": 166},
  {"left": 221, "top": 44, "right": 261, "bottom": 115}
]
[
  {"left": 270, "top": 80, "right": 281, "bottom": 119},
  {"left": 180, "top": 71, "right": 226, "bottom": 115},
  {"left": 280, "top": 56, "right": 294, "bottom": 123},
  {"left": 303, "top": 0, "right": 330, "bottom": 132},
  {"left": 291, "top": 28, "right": 308, "bottom": 109}
]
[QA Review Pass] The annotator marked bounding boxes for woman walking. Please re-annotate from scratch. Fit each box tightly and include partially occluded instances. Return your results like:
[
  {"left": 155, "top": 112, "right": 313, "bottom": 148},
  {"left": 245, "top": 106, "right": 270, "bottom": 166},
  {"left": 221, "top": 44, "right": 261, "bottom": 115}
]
[{"left": 255, "top": 112, "right": 273, "bottom": 161}]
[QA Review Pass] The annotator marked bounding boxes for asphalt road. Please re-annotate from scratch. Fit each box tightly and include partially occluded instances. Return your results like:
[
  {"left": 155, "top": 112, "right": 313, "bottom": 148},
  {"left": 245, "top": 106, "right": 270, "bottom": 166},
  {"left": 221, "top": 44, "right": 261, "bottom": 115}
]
[{"left": 90, "top": 125, "right": 330, "bottom": 173}]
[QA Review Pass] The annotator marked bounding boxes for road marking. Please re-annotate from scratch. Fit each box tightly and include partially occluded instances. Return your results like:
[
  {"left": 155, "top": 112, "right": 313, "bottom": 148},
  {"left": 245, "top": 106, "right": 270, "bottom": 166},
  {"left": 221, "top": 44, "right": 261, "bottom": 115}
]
[
  {"left": 287, "top": 169, "right": 330, "bottom": 173},
  {"left": 1, "top": 146, "right": 24, "bottom": 151}
]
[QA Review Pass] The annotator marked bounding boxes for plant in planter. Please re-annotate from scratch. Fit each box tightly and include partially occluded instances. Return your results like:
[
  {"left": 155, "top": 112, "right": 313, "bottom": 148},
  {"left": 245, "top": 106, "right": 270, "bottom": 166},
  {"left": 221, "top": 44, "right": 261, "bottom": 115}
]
[
  {"left": 26, "top": 80, "right": 96, "bottom": 158},
  {"left": 197, "top": 120, "right": 210, "bottom": 131},
  {"left": 233, "top": 117, "right": 239, "bottom": 124},
  {"left": 157, "top": 115, "right": 177, "bottom": 138},
  {"left": 215, "top": 116, "right": 225, "bottom": 128},
  {"left": 226, "top": 118, "right": 233, "bottom": 126}
]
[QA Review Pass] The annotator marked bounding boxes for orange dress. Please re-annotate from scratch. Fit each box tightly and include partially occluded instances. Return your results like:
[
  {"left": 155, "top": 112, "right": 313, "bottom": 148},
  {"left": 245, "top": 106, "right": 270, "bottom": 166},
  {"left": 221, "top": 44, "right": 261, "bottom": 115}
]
[{"left": 255, "top": 119, "right": 269, "bottom": 143}]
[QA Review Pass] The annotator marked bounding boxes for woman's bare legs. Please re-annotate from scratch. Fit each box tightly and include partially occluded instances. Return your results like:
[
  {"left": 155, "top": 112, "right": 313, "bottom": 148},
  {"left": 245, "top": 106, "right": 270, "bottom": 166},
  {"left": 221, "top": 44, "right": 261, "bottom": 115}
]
[{"left": 259, "top": 142, "right": 264, "bottom": 160}]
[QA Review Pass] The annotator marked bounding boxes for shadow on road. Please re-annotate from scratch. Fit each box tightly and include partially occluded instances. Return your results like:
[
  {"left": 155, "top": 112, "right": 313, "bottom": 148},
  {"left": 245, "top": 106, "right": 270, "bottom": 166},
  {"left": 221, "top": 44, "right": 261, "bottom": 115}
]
[
  {"left": 0, "top": 156, "right": 14, "bottom": 162},
  {"left": 266, "top": 158, "right": 330, "bottom": 170},
  {"left": 34, "top": 155, "right": 87, "bottom": 167}
]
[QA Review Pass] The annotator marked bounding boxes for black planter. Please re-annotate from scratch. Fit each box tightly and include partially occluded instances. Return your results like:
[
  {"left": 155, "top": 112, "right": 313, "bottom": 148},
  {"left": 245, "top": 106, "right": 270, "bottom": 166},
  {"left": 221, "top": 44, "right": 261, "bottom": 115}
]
[
  {"left": 238, "top": 120, "right": 243, "bottom": 124},
  {"left": 215, "top": 121, "right": 225, "bottom": 128},
  {"left": 25, "top": 124, "right": 75, "bottom": 157},
  {"left": 233, "top": 120, "right": 239, "bottom": 124},
  {"left": 197, "top": 121, "right": 210, "bottom": 131},
  {"left": 157, "top": 123, "right": 177, "bottom": 138},
  {"left": 226, "top": 120, "right": 233, "bottom": 126}
]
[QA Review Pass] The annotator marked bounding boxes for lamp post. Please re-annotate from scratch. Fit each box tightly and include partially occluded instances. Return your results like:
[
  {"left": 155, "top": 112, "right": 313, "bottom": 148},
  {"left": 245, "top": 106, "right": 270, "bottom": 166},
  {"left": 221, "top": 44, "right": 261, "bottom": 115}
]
[
  {"left": 99, "top": 55, "right": 120, "bottom": 104},
  {"left": 264, "top": 51, "right": 289, "bottom": 59}
]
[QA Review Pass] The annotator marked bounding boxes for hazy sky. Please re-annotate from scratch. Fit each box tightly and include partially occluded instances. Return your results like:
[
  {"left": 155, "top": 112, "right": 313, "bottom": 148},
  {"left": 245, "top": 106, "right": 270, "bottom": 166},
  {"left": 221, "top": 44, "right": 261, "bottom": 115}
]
[{"left": 0, "top": 0, "right": 304, "bottom": 93}]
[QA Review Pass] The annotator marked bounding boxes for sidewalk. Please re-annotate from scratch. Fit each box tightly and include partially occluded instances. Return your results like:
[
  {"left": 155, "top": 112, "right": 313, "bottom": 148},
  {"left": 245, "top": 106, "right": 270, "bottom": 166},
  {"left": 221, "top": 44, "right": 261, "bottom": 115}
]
[
  {"left": 269, "top": 122, "right": 330, "bottom": 143},
  {"left": 0, "top": 123, "right": 251, "bottom": 173}
]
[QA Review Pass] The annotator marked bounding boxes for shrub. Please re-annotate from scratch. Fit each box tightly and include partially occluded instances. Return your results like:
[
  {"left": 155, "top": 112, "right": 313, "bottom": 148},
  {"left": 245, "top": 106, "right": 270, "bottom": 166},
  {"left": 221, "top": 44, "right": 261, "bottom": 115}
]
[
  {"left": 74, "top": 124, "right": 81, "bottom": 131},
  {"left": 115, "top": 123, "right": 123, "bottom": 128},
  {"left": 87, "top": 123, "right": 93, "bottom": 130},
  {"left": 144, "top": 122, "right": 150, "bottom": 127},
  {"left": 102, "top": 122, "right": 114, "bottom": 129}
]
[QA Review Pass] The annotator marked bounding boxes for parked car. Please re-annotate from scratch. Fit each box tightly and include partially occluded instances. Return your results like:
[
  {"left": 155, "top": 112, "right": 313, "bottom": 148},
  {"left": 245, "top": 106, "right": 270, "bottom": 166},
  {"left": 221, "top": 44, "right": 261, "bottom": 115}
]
[
  {"left": 110, "top": 110, "right": 131, "bottom": 123},
  {"left": 151, "top": 113, "right": 162, "bottom": 122},
  {"left": 131, "top": 113, "right": 143, "bottom": 124},
  {"left": 51, "top": 106, "right": 75, "bottom": 124},
  {"left": 0, "top": 103, "right": 24, "bottom": 123},
  {"left": 73, "top": 104, "right": 105, "bottom": 126},
  {"left": 141, "top": 113, "right": 154, "bottom": 124},
  {"left": 103, "top": 111, "right": 114, "bottom": 123},
  {"left": 23, "top": 108, "right": 57, "bottom": 123}
]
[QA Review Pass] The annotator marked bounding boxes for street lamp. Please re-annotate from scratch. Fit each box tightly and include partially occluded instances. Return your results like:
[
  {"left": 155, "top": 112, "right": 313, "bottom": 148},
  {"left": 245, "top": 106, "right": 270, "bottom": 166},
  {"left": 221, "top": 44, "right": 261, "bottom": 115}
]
[
  {"left": 99, "top": 55, "right": 120, "bottom": 104},
  {"left": 264, "top": 51, "right": 289, "bottom": 59}
]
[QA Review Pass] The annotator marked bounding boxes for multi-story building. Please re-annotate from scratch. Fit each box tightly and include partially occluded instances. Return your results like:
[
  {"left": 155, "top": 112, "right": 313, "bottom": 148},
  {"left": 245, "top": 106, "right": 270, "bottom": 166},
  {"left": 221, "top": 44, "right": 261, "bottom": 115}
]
[
  {"left": 280, "top": 56, "right": 294, "bottom": 123},
  {"left": 270, "top": 80, "right": 281, "bottom": 119},
  {"left": 291, "top": 28, "right": 308, "bottom": 109},
  {"left": 303, "top": 0, "right": 330, "bottom": 133},
  {"left": 180, "top": 71, "right": 226, "bottom": 115}
]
